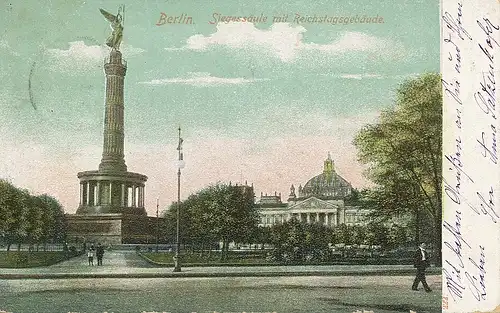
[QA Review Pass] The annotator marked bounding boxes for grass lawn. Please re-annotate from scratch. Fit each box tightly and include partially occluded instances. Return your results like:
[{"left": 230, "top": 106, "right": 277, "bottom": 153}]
[
  {"left": 141, "top": 251, "right": 270, "bottom": 266},
  {"left": 141, "top": 251, "right": 415, "bottom": 266},
  {"left": 0, "top": 251, "right": 78, "bottom": 268}
]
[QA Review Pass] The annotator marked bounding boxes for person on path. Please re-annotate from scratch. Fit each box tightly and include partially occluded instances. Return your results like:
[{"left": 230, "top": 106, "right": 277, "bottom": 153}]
[
  {"left": 87, "top": 248, "right": 94, "bottom": 266},
  {"left": 412, "top": 242, "right": 432, "bottom": 292},
  {"left": 96, "top": 243, "right": 105, "bottom": 266}
]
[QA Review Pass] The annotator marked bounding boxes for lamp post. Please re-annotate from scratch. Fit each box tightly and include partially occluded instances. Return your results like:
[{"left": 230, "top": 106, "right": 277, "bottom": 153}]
[
  {"left": 173, "top": 126, "right": 185, "bottom": 272},
  {"left": 155, "top": 197, "right": 159, "bottom": 253}
]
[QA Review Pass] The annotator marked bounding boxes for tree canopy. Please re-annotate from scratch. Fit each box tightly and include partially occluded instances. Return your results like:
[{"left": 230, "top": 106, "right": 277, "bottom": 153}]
[
  {"left": 353, "top": 73, "right": 442, "bottom": 264},
  {"left": 0, "top": 179, "right": 66, "bottom": 251},
  {"left": 164, "top": 183, "right": 259, "bottom": 260}
]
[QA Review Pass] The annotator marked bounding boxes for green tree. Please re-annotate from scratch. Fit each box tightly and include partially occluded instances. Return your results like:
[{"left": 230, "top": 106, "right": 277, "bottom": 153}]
[
  {"left": 270, "top": 222, "right": 293, "bottom": 261},
  {"left": 365, "top": 222, "right": 389, "bottom": 248},
  {"left": 304, "top": 222, "right": 331, "bottom": 261},
  {"left": 25, "top": 195, "right": 44, "bottom": 250},
  {"left": 0, "top": 180, "right": 67, "bottom": 251},
  {"left": 270, "top": 220, "right": 331, "bottom": 263},
  {"left": 254, "top": 226, "right": 272, "bottom": 249},
  {"left": 387, "top": 224, "right": 409, "bottom": 249},
  {"left": 185, "top": 190, "right": 219, "bottom": 255},
  {"left": 12, "top": 188, "right": 30, "bottom": 251},
  {"left": 38, "top": 195, "right": 66, "bottom": 248},
  {"left": 353, "top": 73, "right": 442, "bottom": 265},
  {"left": 165, "top": 183, "right": 259, "bottom": 260},
  {"left": 205, "top": 184, "right": 258, "bottom": 260},
  {"left": 0, "top": 179, "right": 23, "bottom": 251},
  {"left": 163, "top": 201, "right": 197, "bottom": 250},
  {"left": 331, "top": 223, "right": 353, "bottom": 245},
  {"left": 351, "top": 225, "right": 367, "bottom": 245}
]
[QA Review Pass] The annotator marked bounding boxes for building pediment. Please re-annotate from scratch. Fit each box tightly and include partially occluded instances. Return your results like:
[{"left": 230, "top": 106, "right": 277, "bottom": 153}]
[{"left": 287, "top": 196, "right": 339, "bottom": 212}]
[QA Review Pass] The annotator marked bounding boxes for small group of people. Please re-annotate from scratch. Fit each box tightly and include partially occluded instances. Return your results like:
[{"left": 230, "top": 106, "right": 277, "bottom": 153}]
[{"left": 87, "top": 243, "right": 105, "bottom": 266}]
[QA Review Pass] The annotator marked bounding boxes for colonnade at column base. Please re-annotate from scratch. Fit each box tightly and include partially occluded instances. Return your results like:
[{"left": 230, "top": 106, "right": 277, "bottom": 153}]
[{"left": 76, "top": 170, "right": 148, "bottom": 216}]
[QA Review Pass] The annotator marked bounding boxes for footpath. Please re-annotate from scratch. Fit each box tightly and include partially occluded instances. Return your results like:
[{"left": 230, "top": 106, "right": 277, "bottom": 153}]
[{"left": 0, "top": 251, "right": 441, "bottom": 279}]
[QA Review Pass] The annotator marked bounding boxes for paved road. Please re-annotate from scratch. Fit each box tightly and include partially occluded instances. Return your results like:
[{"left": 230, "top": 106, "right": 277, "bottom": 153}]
[
  {"left": 0, "top": 275, "right": 441, "bottom": 313},
  {"left": 0, "top": 252, "right": 442, "bottom": 312}
]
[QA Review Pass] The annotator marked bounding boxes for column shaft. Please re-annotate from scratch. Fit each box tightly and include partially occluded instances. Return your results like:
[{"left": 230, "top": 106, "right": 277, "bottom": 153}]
[
  {"left": 96, "top": 181, "right": 101, "bottom": 206},
  {"left": 79, "top": 183, "right": 83, "bottom": 205},
  {"left": 140, "top": 186, "right": 144, "bottom": 207},
  {"left": 132, "top": 185, "right": 136, "bottom": 207},
  {"left": 138, "top": 187, "right": 141, "bottom": 208},
  {"left": 99, "top": 50, "right": 127, "bottom": 172},
  {"left": 121, "top": 183, "right": 125, "bottom": 207},
  {"left": 109, "top": 181, "right": 113, "bottom": 205},
  {"left": 86, "top": 182, "right": 90, "bottom": 206},
  {"left": 142, "top": 186, "right": 145, "bottom": 207},
  {"left": 89, "top": 182, "right": 94, "bottom": 206},
  {"left": 138, "top": 186, "right": 141, "bottom": 207}
]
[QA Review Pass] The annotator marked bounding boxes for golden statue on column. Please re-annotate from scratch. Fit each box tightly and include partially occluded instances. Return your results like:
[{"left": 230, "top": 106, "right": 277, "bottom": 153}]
[{"left": 100, "top": 6, "right": 124, "bottom": 50}]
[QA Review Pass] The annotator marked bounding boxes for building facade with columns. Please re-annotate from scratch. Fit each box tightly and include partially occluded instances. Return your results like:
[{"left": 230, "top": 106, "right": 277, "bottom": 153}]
[{"left": 257, "top": 154, "right": 370, "bottom": 228}]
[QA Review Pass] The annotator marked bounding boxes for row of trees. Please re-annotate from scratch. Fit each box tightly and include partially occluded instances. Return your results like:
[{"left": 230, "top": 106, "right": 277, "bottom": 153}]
[
  {"left": 257, "top": 221, "right": 410, "bottom": 248},
  {"left": 163, "top": 183, "right": 258, "bottom": 260},
  {"left": 259, "top": 220, "right": 411, "bottom": 262},
  {"left": 0, "top": 179, "right": 66, "bottom": 251},
  {"left": 162, "top": 182, "right": 414, "bottom": 261}
]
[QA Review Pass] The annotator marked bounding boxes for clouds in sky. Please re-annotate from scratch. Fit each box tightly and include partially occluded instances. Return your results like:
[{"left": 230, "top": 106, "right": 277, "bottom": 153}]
[
  {"left": 319, "top": 72, "right": 421, "bottom": 80},
  {"left": 139, "top": 72, "right": 269, "bottom": 87},
  {"left": 340, "top": 73, "right": 384, "bottom": 80},
  {"left": 0, "top": 39, "right": 20, "bottom": 56},
  {"left": 45, "top": 41, "right": 145, "bottom": 73},
  {"left": 0, "top": 39, "right": 12, "bottom": 51},
  {"left": 167, "top": 22, "right": 406, "bottom": 62}
]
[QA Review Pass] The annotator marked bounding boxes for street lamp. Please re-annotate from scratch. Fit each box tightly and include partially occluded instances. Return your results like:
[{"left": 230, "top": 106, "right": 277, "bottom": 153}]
[
  {"left": 155, "top": 197, "right": 159, "bottom": 253},
  {"left": 173, "top": 126, "right": 185, "bottom": 272}
]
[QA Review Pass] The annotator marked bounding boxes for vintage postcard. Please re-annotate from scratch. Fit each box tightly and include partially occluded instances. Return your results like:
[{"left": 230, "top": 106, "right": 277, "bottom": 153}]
[{"left": 0, "top": 0, "right": 496, "bottom": 312}]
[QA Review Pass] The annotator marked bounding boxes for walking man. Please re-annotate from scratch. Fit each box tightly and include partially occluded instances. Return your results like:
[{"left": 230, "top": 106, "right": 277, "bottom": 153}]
[
  {"left": 96, "top": 243, "right": 105, "bottom": 266},
  {"left": 412, "top": 242, "right": 432, "bottom": 292}
]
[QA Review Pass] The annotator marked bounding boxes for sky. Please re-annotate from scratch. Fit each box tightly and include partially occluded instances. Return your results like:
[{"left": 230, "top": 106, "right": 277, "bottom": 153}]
[{"left": 0, "top": 0, "right": 439, "bottom": 215}]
